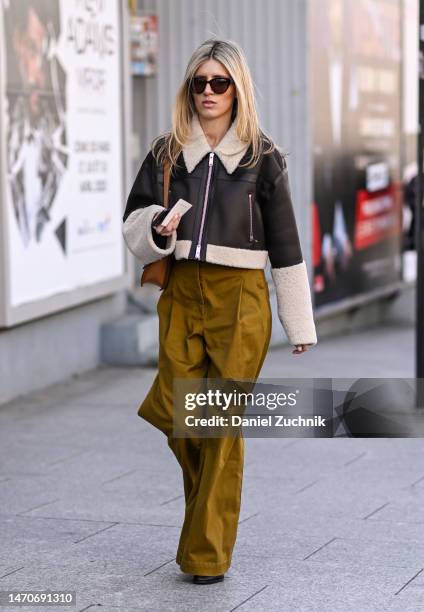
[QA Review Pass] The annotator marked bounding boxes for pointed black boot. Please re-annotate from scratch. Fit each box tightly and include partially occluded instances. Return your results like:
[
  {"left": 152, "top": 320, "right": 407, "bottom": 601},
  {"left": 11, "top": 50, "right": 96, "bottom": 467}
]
[{"left": 193, "top": 574, "right": 225, "bottom": 585}]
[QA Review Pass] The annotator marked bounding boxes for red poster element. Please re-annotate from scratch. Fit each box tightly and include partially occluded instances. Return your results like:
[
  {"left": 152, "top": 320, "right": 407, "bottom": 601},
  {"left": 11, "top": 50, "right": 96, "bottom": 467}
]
[
  {"left": 354, "top": 183, "right": 402, "bottom": 250},
  {"left": 312, "top": 201, "right": 322, "bottom": 267}
]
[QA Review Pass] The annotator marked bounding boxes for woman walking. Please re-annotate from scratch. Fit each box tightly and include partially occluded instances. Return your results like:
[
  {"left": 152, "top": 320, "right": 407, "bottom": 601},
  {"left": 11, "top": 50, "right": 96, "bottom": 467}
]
[{"left": 122, "top": 38, "right": 317, "bottom": 585}]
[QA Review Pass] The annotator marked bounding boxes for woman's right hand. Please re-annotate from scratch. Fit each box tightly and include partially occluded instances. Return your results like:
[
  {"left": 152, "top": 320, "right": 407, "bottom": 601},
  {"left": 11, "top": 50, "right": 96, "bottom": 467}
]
[{"left": 153, "top": 212, "right": 182, "bottom": 236}]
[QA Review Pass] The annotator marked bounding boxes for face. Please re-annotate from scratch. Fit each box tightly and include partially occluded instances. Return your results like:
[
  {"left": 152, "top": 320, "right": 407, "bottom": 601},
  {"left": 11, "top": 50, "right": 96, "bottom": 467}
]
[
  {"left": 191, "top": 58, "right": 236, "bottom": 122},
  {"left": 13, "top": 7, "right": 48, "bottom": 118}
]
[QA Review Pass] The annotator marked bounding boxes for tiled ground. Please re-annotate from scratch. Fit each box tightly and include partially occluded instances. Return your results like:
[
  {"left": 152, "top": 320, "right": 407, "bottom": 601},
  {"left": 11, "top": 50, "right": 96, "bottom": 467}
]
[{"left": 1, "top": 322, "right": 423, "bottom": 611}]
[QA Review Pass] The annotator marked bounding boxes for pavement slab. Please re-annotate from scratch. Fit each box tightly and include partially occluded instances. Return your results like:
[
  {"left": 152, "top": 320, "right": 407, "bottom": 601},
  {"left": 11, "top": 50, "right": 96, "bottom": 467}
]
[{"left": 0, "top": 322, "right": 423, "bottom": 611}]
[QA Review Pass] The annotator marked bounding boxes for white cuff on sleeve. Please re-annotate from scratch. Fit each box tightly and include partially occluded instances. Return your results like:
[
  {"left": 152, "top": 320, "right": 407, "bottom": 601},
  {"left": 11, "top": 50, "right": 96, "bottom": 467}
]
[
  {"left": 122, "top": 205, "right": 177, "bottom": 267},
  {"left": 271, "top": 260, "right": 318, "bottom": 346}
]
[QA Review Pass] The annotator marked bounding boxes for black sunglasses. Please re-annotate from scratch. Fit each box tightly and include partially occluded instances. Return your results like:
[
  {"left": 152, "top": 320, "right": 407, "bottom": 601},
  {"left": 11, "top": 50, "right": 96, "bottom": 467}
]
[{"left": 191, "top": 76, "right": 234, "bottom": 95}]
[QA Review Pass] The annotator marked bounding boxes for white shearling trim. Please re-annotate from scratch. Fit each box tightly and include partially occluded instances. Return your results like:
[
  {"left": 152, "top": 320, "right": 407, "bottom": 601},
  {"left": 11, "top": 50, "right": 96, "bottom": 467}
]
[
  {"left": 206, "top": 244, "right": 268, "bottom": 268},
  {"left": 174, "top": 240, "right": 192, "bottom": 259},
  {"left": 271, "top": 260, "right": 318, "bottom": 346},
  {"left": 182, "top": 113, "right": 250, "bottom": 174},
  {"left": 122, "top": 205, "right": 177, "bottom": 266},
  {"left": 174, "top": 240, "right": 268, "bottom": 269}
]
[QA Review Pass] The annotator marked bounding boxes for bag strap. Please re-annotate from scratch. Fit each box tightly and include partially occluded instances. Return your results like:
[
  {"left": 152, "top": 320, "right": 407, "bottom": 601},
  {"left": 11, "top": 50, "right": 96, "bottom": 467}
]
[{"left": 163, "top": 159, "right": 171, "bottom": 208}]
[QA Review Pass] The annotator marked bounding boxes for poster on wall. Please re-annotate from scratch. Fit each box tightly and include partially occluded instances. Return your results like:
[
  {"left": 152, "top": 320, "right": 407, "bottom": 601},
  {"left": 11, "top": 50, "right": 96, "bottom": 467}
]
[
  {"left": 0, "top": 0, "right": 126, "bottom": 319},
  {"left": 130, "top": 14, "right": 158, "bottom": 76},
  {"left": 311, "top": 0, "right": 403, "bottom": 308}
]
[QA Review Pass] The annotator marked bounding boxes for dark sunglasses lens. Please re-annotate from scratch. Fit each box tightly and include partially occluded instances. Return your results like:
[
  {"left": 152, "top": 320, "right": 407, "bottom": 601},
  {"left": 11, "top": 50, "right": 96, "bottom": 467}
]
[
  {"left": 192, "top": 78, "right": 206, "bottom": 94},
  {"left": 211, "top": 78, "right": 231, "bottom": 93}
]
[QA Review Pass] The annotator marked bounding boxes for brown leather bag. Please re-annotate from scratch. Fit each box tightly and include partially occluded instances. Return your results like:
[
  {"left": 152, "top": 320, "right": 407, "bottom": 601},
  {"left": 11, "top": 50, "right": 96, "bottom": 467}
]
[{"left": 140, "top": 158, "right": 174, "bottom": 290}]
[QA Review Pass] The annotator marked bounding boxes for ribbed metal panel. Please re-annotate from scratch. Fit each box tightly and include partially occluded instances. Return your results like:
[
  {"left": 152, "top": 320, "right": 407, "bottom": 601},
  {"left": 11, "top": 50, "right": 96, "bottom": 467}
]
[{"left": 132, "top": 0, "right": 311, "bottom": 261}]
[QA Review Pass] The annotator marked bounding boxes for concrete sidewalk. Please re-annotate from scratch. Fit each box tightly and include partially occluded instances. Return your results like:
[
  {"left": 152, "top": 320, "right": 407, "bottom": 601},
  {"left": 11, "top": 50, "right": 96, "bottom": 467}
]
[{"left": 0, "top": 320, "right": 423, "bottom": 611}]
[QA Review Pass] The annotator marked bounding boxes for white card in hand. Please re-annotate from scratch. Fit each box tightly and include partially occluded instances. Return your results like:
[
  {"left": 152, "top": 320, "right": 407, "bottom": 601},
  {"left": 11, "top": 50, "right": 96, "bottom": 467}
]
[{"left": 161, "top": 199, "right": 192, "bottom": 226}]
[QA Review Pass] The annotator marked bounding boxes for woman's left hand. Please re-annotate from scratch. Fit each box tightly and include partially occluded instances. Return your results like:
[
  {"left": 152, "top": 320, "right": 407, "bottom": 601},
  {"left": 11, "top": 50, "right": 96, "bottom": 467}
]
[{"left": 292, "top": 344, "right": 313, "bottom": 355}]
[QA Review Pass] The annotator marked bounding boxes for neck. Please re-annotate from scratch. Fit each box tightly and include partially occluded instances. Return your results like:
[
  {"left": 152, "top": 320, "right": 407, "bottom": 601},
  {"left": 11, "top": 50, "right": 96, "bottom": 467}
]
[{"left": 197, "top": 112, "right": 233, "bottom": 149}]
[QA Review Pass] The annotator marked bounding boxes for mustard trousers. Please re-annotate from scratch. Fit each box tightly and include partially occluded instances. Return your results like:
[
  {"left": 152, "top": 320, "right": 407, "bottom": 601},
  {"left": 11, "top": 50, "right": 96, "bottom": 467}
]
[{"left": 138, "top": 259, "right": 272, "bottom": 575}]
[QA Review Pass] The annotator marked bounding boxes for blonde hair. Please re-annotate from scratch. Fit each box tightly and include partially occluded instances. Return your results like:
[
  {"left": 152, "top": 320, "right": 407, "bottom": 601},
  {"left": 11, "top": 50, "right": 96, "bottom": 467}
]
[{"left": 151, "top": 38, "right": 275, "bottom": 172}]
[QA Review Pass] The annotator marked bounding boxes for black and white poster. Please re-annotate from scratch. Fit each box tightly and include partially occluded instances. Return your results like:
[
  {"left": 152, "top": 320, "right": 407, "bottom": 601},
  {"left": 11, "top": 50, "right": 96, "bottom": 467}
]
[{"left": 1, "top": 0, "right": 125, "bottom": 308}]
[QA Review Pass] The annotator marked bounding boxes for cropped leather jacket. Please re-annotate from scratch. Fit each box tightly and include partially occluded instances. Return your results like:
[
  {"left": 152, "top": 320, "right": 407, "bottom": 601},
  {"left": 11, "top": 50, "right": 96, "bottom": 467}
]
[{"left": 122, "top": 113, "right": 317, "bottom": 347}]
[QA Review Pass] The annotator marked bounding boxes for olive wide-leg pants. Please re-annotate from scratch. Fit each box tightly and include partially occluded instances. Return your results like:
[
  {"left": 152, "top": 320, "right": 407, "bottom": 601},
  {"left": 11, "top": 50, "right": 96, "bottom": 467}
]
[{"left": 138, "top": 259, "right": 272, "bottom": 576}]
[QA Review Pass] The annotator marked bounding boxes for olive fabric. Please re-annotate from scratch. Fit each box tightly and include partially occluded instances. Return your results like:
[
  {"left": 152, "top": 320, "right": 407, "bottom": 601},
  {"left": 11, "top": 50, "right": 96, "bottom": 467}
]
[{"left": 138, "top": 259, "right": 272, "bottom": 575}]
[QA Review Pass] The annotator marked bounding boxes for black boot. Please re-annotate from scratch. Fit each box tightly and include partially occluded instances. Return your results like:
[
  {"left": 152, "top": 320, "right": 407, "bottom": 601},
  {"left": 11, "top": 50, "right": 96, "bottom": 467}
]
[{"left": 193, "top": 574, "right": 225, "bottom": 585}]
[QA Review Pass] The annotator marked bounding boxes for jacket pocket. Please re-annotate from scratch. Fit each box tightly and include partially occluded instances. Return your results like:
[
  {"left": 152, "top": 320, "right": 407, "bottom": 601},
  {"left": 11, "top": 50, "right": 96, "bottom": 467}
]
[{"left": 248, "top": 192, "right": 259, "bottom": 245}]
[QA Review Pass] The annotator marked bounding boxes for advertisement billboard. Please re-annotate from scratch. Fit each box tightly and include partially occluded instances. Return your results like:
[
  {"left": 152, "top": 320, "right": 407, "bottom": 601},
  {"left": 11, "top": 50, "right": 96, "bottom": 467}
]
[
  {"left": 311, "top": 0, "right": 403, "bottom": 308},
  {"left": 0, "top": 0, "right": 128, "bottom": 326}
]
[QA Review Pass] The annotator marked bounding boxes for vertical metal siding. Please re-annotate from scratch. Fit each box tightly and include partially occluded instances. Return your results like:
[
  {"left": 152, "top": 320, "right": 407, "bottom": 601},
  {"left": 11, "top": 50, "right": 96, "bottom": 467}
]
[{"left": 132, "top": 0, "right": 311, "bottom": 267}]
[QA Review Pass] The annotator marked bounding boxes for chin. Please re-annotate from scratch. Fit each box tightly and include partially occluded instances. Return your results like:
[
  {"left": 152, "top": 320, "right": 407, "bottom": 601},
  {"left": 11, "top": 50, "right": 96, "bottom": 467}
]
[
  {"left": 198, "top": 107, "right": 228, "bottom": 120},
  {"left": 198, "top": 106, "right": 217, "bottom": 114}
]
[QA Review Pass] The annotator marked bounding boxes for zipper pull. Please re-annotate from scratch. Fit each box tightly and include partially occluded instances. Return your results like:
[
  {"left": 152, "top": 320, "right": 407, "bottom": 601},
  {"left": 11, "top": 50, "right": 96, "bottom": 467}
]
[
  {"left": 195, "top": 244, "right": 201, "bottom": 259},
  {"left": 209, "top": 152, "right": 214, "bottom": 166}
]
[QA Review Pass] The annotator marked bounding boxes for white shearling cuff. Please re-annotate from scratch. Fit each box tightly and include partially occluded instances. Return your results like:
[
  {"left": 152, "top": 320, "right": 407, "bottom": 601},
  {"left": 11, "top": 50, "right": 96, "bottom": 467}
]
[
  {"left": 122, "top": 205, "right": 177, "bottom": 267},
  {"left": 271, "top": 260, "right": 318, "bottom": 346}
]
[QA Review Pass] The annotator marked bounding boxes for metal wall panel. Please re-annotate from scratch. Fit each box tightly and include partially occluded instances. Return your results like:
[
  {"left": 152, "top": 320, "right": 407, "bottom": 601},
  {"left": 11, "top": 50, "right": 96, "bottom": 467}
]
[{"left": 131, "top": 0, "right": 312, "bottom": 265}]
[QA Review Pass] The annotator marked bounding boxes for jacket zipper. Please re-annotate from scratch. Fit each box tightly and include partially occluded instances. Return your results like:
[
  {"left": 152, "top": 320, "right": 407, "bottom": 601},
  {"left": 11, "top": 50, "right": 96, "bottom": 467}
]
[
  {"left": 248, "top": 192, "right": 254, "bottom": 242},
  {"left": 195, "top": 152, "right": 214, "bottom": 259}
]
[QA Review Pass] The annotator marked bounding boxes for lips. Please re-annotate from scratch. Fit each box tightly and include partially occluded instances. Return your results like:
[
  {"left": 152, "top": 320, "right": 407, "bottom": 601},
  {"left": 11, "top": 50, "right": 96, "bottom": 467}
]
[{"left": 202, "top": 100, "right": 216, "bottom": 106}]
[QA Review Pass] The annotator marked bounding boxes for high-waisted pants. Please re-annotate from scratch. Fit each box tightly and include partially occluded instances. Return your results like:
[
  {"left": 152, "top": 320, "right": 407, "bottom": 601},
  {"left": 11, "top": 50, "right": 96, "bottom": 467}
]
[{"left": 138, "top": 259, "right": 272, "bottom": 576}]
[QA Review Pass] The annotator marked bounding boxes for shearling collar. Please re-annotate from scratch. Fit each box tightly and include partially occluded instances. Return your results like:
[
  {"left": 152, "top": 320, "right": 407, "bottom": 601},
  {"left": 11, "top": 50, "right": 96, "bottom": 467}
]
[{"left": 182, "top": 113, "right": 250, "bottom": 174}]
